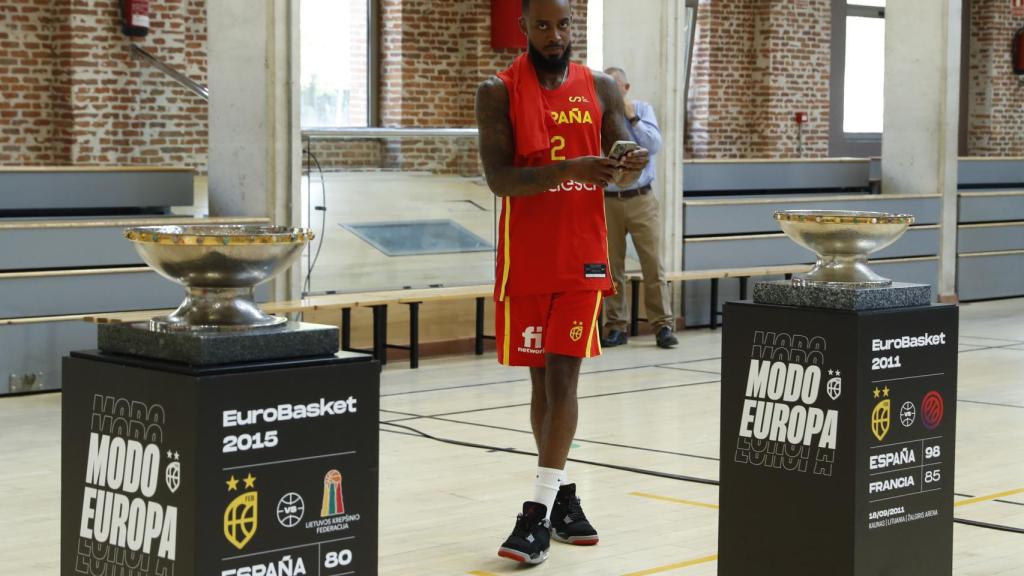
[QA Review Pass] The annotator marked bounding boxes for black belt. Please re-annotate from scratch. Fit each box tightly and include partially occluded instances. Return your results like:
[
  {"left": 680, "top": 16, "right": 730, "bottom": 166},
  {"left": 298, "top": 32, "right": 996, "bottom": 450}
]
[{"left": 604, "top": 184, "right": 651, "bottom": 199}]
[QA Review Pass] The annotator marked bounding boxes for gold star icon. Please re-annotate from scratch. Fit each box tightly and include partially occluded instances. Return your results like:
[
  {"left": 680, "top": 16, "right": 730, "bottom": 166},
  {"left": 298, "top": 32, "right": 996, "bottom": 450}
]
[
  {"left": 873, "top": 387, "right": 880, "bottom": 399},
  {"left": 226, "top": 475, "right": 239, "bottom": 491},
  {"left": 243, "top": 473, "right": 256, "bottom": 489},
  {"left": 883, "top": 386, "right": 890, "bottom": 397}
]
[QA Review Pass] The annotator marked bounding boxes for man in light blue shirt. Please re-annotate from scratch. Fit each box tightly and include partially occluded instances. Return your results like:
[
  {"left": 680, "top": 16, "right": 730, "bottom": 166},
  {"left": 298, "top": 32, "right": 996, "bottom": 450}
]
[{"left": 601, "top": 67, "right": 677, "bottom": 349}]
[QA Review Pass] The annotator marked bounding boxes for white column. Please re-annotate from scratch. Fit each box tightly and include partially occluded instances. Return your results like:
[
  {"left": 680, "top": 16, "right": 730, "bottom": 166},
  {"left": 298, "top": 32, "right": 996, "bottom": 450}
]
[
  {"left": 881, "top": 0, "right": 961, "bottom": 299},
  {"left": 207, "top": 0, "right": 302, "bottom": 299},
  {"left": 602, "top": 0, "right": 686, "bottom": 296}
]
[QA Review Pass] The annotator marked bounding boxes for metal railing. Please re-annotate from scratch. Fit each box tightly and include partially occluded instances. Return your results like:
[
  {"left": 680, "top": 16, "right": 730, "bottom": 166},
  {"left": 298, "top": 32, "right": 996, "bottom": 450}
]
[{"left": 131, "top": 44, "right": 209, "bottom": 102}]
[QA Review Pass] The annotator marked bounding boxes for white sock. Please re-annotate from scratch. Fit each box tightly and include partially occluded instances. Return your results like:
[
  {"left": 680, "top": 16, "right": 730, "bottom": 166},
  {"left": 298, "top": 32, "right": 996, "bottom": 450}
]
[
  {"left": 558, "top": 465, "right": 568, "bottom": 487},
  {"left": 533, "top": 467, "right": 563, "bottom": 521}
]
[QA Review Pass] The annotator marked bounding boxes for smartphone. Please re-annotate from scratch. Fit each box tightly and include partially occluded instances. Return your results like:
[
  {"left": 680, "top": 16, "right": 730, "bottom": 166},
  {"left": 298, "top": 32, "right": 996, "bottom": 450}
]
[{"left": 608, "top": 140, "right": 639, "bottom": 161}]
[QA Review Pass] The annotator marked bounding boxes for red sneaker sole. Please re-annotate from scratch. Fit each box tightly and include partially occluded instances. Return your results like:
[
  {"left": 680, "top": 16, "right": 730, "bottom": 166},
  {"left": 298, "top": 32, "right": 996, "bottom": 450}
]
[
  {"left": 498, "top": 547, "right": 548, "bottom": 564},
  {"left": 498, "top": 549, "right": 528, "bottom": 563}
]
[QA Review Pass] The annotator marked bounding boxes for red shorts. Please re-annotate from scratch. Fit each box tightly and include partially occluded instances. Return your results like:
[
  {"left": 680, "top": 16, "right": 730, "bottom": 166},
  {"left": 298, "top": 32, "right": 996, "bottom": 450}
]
[{"left": 496, "top": 291, "right": 604, "bottom": 367}]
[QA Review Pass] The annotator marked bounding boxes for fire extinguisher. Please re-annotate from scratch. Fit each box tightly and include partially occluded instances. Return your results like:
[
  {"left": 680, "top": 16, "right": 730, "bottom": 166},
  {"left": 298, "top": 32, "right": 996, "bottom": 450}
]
[
  {"left": 121, "top": 0, "right": 150, "bottom": 37},
  {"left": 1013, "top": 26, "right": 1024, "bottom": 76}
]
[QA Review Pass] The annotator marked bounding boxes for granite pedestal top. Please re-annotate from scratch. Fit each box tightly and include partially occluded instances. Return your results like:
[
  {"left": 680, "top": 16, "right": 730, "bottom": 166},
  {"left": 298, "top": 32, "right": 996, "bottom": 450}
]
[
  {"left": 97, "top": 321, "right": 340, "bottom": 366},
  {"left": 753, "top": 281, "right": 932, "bottom": 311}
]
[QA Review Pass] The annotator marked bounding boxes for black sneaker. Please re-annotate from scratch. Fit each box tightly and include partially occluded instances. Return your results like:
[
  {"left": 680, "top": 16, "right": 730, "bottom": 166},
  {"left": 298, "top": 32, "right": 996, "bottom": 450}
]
[
  {"left": 550, "top": 483, "right": 599, "bottom": 545},
  {"left": 497, "top": 502, "right": 551, "bottom": 564}
]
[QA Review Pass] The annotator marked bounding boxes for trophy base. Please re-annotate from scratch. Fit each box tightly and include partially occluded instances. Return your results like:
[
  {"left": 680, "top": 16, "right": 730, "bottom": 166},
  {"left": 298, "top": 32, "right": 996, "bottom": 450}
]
[
  {"left": 156, "top": 286, "right": 285, "bottom": 332},
  {"left": 753, "top": 281, "right": 933, "bottom": 311},
  {"left": 793, "top": 257, "right": 892, "bottom": 287},
  {"left": 97, "top": 321, "right": 340, "bottom": 366}
]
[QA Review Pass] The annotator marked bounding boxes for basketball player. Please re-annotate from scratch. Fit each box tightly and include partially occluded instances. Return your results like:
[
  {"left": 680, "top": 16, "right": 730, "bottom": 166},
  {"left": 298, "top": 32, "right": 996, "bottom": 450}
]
[{"left": 475, "top": 0, "right": 649, "bottom": 564}]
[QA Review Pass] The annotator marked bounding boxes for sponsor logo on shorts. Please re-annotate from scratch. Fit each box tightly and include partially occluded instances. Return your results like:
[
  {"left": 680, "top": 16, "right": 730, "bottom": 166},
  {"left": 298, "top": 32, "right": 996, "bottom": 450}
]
[{"left": 518, "top": 326, "right": 544, "bottom": 355}]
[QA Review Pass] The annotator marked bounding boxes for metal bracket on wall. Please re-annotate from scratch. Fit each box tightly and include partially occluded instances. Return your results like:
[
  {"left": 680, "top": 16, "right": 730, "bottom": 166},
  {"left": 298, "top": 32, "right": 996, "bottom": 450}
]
[{"left": 9, "top": 372, "right": 45, "bottom": 394}]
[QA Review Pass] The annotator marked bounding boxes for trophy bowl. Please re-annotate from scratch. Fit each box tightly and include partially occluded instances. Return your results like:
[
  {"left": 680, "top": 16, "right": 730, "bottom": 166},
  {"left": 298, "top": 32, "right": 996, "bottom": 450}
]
[
  {"left": 774, "top": 210, "right": 915, "bottom": 287},
  {"left": 124, "top": 225, "right": 314, "bottom": 331}
]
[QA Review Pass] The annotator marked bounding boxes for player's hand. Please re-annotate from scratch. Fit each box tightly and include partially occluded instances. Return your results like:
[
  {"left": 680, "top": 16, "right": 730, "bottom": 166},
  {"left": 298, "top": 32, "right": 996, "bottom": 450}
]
[
  {"left": 569, "top": 156, "right": 619, "bottom": 188},
  {"left": 618, "top": 148, "right": 649, "bottom": 172},
  {"left": 612, "top": 148, "right": 649, "bottom": 187}
]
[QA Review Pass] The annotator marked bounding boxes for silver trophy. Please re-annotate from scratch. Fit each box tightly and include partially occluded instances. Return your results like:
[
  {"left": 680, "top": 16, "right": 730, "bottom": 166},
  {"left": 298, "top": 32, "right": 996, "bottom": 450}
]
[
  {"left": 774, "top": 210, "right": 914, "bottom": 287},
  {"left": 124, "top": 225, "right": 314, "bottom": 331}
]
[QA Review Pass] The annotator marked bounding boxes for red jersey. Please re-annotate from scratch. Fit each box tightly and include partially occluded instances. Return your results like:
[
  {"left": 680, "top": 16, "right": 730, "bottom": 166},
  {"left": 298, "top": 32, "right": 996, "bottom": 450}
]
[{"left": 495, "top": 59, "right": 612, "bottom": 301}]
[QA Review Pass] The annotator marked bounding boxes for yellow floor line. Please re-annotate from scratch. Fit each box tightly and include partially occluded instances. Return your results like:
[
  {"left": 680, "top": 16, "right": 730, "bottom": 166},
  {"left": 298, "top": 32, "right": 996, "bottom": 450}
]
[
  {"left": 954, "top": 487, "right": 1024, "bottom": 507},
  {"left": 630, "top": 491, "right": 720, "bottom": 510},
  {"left": 467, "top": 571, "right": 498, "bottom": 576},
  {"left": 622, "top": 553, "right": 719, "bottom": 576}
]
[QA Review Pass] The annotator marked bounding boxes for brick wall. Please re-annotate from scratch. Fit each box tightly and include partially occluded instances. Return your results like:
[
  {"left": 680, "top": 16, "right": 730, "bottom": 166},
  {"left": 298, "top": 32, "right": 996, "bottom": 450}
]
[
  {"left": 5, "top": 0, "right": 1019, "bottom": 169},
  {"left": 0, "top": 0, "right": 207, "bottom": 169},
  {"left": 686, "top": 0, "right": 830, "bottom": 159},
  {"left": 967, "top": 0, "right": 1024, "bottom": 157},
  {"left": 688, "top": 0, "right": 1023, "bottom": 159},
  {"left": 0, "top": 0, "right": 71, "bottom": 165},
  {"left": 67, "top": 0, "right": 207, "bottom": 169}
]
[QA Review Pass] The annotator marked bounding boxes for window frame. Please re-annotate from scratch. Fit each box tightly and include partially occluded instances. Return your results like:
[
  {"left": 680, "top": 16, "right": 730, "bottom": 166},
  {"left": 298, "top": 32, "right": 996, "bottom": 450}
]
[
  {"left": 829, "top": 1, "right": 885, "bottom": 157},
  {"left": 299, "top": 0, "right": 377, "bottom": 129}
]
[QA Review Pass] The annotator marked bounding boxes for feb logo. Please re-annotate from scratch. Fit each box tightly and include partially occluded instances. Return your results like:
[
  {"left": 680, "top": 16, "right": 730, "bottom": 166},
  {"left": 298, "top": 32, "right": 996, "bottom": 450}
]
[
  {"left": 224, "top": 473, "right": 258, "bottom": 550},
  {"left": 921, "top": 391, "right": 944, "bottom": 430},
  {"left": 569, "top": 321, "right": 584, "bottom": 343},
  {"left": 870, "top": 386, "right": 891, "bottom": 442}
]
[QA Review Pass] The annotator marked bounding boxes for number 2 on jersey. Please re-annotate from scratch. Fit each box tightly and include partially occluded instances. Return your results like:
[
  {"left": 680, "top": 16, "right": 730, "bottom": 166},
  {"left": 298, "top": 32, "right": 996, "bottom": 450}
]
[{"left": 550, "top": 136, "right": 566, "bottom": 161}]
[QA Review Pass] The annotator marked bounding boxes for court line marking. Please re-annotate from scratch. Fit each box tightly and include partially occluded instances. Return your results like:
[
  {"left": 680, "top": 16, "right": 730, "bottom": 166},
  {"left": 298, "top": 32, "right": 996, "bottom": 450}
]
[
  {"left": 622, "top": 553, "right": 719, "bottom": 576},
  {"left": 467, "top": 571, "right": 498, "bottom": 576},
  {"left": 630, "top": 491, "right": 719, "bottom": 510},
  {"left": 955, "top": 487, "right": 1024, "bottom": 507}
]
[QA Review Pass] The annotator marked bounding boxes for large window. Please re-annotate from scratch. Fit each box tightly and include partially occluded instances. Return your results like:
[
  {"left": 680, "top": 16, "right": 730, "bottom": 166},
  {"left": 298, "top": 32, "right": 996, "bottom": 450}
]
[
  {"left": 301, "top": 0, "right": 371, "bottom": 128},
  {"left": 830, "top": 1, "right": 885, "bottom": 156}
]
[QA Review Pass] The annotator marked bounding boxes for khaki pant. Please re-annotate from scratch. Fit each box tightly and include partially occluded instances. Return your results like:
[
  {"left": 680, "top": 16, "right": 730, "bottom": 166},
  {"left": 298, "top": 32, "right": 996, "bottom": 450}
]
[{"left": 604, "top": 191, "right": 674, "bottom": 332}]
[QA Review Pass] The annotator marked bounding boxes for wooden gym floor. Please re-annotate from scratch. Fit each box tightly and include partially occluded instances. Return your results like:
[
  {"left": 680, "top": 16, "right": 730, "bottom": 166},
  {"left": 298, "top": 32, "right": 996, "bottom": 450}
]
[{"left": 1, "top": 298, "right": 1022, "bottom": 575}]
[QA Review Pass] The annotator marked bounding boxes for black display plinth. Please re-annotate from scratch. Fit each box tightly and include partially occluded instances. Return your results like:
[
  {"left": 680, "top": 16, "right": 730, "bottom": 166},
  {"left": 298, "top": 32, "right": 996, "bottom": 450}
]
[
  {"left": 719, "top": 302, "right": 958, "bottom": 576},
  {"left": 60, "top": 350, "right": 380, "bottom": 576}
]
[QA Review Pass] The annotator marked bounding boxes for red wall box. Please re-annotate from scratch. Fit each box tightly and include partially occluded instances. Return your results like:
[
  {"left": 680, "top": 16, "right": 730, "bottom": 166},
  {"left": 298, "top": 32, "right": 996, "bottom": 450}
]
[{"left": 491, "top": 0, "right": 527, "bottom": 49}]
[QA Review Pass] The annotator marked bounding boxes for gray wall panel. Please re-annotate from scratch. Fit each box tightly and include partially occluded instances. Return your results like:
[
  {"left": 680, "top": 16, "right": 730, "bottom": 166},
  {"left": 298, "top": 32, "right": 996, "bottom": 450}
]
[
  {"left": 684, "top": 161, "right": 870, "bottom": 192},
  {"left": 958, "top": 253, "right": 1024, "bottom": 301},
  {"left": 958, "top": 224, "right": 1024, "bottom": 253},
  {"left": 0, "top": 320, "right": 94, "bottom": 395},
  {"left": 0, "top": 271, "right": 183, "bottom": 318},
  {"left": 958, "top": 159, "right": 1024, "bottom": 187},
  {"left": 959, "top": 193, "right": 1024, "bottom": 223},
  {"left": 684, "top": 196, "right": 940, "bottom": 236},
  {"left": 0, "top": 227, "right": 144, "bottom": 270},
  {"left": 0, "top": 170, "right": 192, "bottom": 211},
  {"left": 684, "top": 227, "right": 939, "bottom": 269}
]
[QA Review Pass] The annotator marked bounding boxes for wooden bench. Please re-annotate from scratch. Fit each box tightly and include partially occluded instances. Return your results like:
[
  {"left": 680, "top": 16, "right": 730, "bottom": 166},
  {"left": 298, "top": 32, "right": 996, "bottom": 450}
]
[
  {"left": 83, "top": 284, "right": 496, "bottom": 370},
  {"left": 625, "top": 264, "right": 812, "bottom": 333}
]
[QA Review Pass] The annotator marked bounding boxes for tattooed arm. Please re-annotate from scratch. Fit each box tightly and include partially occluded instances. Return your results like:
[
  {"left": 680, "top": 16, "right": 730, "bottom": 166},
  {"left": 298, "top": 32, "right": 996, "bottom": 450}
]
[{"left": 475, "top": 77, "right": 618, "bottom": 197}]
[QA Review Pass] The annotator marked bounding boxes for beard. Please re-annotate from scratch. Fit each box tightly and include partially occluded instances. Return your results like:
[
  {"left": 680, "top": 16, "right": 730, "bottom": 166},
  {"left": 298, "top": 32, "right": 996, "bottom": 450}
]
[{"left": 528, "top": 41, "right": 573, "bottom": 75}]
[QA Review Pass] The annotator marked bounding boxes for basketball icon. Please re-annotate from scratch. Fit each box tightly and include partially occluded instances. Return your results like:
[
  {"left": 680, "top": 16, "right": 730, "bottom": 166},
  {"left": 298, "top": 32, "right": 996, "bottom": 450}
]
[
  {"left": 277, "top": 492, "right": 305, "bottom": 528},
  {"left": 899, "top": 401, "right": 916, "bottom": 428}
]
